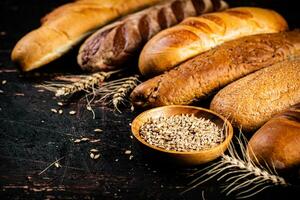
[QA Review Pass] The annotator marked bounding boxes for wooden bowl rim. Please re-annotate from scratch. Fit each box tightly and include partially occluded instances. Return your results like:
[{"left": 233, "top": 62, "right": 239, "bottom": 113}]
[{"left": 131, "top": 105, "right": 233, "bottom": 155}]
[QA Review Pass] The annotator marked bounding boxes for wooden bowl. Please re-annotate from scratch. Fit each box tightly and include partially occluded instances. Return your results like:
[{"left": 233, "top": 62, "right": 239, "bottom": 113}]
[{"left": 131, "top": 105, "right": 233, "bottom": 166}]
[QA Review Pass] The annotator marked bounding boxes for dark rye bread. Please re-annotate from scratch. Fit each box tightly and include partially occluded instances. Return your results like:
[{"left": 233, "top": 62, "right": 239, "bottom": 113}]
[
  {"left": 77, "top": 0, "right": 228, "bottom": 71},
  {"left": 247, "top": 103, "right": 300, "bottom": 170},
  {"left": 130, "top": 31, "right": 300, "bottom": 108},
  {"left": 210, "top": 59, "right": 300, "bottom": 132}
]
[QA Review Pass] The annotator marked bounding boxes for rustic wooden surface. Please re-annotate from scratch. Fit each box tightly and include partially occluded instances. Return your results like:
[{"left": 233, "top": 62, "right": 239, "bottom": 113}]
[{"left": 0, "top": 0, "right": 299, "bottom": 199}]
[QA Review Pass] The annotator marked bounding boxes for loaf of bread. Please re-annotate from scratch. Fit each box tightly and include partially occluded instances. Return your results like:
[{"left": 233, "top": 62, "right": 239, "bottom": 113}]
[
  {"left": 130, "top": 31, "right": 300, "bottom": 108},
  {"left": 247, "top": 103, "right": 300, "bottom": 171},
  {"left": 210, "top": 59, "right": 300, "bottom": 132},
  {"left": 138, "top": 7, "right": 288, "bottom": 76},
  {"left": 11, "top": 0, "right": 161, "bottom": 72},
  {"left": 77, "top": 0, "right": 228, "bottom": 72}
]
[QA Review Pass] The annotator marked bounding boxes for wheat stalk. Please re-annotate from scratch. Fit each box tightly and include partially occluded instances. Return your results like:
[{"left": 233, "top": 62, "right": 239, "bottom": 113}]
[
  {"left": 83, "top": 75, "right": 140, "bottom": 113},
  {"left": 112, "top": 75, "right": 140, "bottom": 113},
  {"left": 182, "top": 131, "right": 287, "bottom": 199},
  {"left": 36, "top": 70, "right": 122, "bottom": 97}
]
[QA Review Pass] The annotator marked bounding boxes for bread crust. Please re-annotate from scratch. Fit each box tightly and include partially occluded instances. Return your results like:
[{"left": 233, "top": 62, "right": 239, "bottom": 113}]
[
  {"left": 130, "top": 31, "right": 300, "bottom": 108},
  {"left": 138, "top": 7, "right": 288, "bottom": 76},
  {"left": 11, "top": 0, "right": 161, "bottom": 71},
  {"left": 247, "top": 103, "right": 300, "bottom": 170},
  {"left": 77, "top": 0, "right": 228, "bottom": 72},
  {"left": 210, "top": 59, "right": 300, "bottom": 132}
]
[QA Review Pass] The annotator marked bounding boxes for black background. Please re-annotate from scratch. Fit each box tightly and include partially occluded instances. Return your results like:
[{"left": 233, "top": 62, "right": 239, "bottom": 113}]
[{"left": 0, "top": 0, "right": 299, "bottom": 199}]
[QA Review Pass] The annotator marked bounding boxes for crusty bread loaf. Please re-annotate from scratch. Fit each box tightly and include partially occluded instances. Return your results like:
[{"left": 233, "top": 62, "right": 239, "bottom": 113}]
[
  {"left": 77, "top": 0, "right": 228, "bottom": 72},
  {"left": 247, "top": 103, "right": 300, "bottom": 170},
  {"left": 210, "top": 59, "right": 300, "bottom": 132},
  {"left": 11, "top": 0, "right": 161, "bottom": 72},
  {"left": 138, "top": 7, "right": 288, "bottom": 76},
  {"left": 130, "top": 31, "right": 300, "bottom": 108}
]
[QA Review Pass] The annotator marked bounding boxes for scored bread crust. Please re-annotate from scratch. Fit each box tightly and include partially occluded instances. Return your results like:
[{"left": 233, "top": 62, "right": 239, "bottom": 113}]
[
  {"left": 130, "top": 31, "right": 300, "bottom": 108},
  {"left": 210, "top": 59, "right": 300, "bottom": 132},
  {"left": 138, "top": 7, "right": 288, "bottom": 76},
  {"left": 77, "top": 0, "right": 228, "bottom": 72},
  {"left": 11, "top": 0, "right": 161, "bottom": 72}
]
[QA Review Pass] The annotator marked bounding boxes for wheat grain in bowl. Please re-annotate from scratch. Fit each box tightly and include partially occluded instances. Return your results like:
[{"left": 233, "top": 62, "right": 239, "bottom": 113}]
[
  {"left": 131, "top": 105, "right": 233, "bottom": 166},
  {"left": 139, "top": 114, "right": 224, "bottom": 152}
]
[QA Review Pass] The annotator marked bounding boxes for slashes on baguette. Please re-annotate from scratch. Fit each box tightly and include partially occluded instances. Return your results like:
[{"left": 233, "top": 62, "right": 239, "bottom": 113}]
[
  {"left": 11, "top": 0, "right": 162, "bottom": 71},
  {"left": 77, "top": 0, "right": 228, "bottom": 72},
  {"left": 138, "top": 7, "right": 288, "bottom": 76}
]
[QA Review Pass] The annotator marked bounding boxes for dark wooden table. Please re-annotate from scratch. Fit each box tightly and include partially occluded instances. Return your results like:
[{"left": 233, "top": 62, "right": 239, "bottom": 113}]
[{"left": 0, "top": 0, "right": 299, "bottom": 199}]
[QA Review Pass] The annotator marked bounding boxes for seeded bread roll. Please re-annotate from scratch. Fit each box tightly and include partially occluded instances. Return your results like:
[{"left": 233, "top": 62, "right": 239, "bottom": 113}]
[
  {"left": 247, "top": 103, "right": 300, "bottom": 171},
  {"left": 138, "top": 7, "right": 288, "bottom": 76},
  {"left": 210, "top": 59, "right": 300, "bottom": 132},
  {"left": 77, "top": 0, "right": 228, "bottom": 72},
  {"left": 11, "top": 0, "right": 161, "bottom": 72},
  {"left": 130, "top": 31, "right": 300, "bottom": 108}
]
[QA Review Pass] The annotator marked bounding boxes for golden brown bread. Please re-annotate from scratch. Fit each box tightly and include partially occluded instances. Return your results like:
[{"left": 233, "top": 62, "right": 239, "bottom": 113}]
[
  {"left": 247, "top": 103, "right": 300, "bottom": 171},
  {"left": 77, "top": 0, "right": 228, "bottom": 72},
  {"left": 210, "top": 59, "right": 300, "bottom": 132},
  {"left": 130, "top": 31, "right": 300, "bottom": 108},
  {"left": 138, "top": 7, "right": 288, "bottom": 76},
  {"left": 11, "top": 0, "right": 162, "bottom": 72}
]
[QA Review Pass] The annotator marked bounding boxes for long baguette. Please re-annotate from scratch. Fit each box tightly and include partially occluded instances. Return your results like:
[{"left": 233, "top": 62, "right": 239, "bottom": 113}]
[
  {"left": 130, "top": 31, "right": 300, "bottom": 108},
  {"left": 247, "top": 103, "right": 300, "bottom": 171},
  {"left": 138, "top": 7, "right": 288, "bottom": 76},
  {"left": 210, "top": 59, "right": 300, "bottom": 132},
  {"left": 77, "top": 0, "right": 228, "bottom": 72},
  {"left": 11, "top": 0, "right": 162, "bottom": 72}
]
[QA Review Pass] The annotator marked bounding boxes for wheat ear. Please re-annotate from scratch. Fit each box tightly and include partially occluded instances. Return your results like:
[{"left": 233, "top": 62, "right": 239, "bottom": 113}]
[
  {"left": 182, "top": 131, "right": 287, "bottom": 199},
  {"left": 111, "top": 75, "right": 140, "bottom": 113},
  {"left": 36, "top": 70, "right": 122, "bottom": 97},
  {"left": 83, "top": 75, "right": 140, "bottom": 112}
]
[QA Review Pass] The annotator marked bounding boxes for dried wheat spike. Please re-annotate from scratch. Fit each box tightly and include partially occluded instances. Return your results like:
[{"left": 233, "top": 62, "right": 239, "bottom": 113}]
[
  {"left": 112, "top": 75, "right": 140, "bottom": 113},
  {"left": 82, "top": 75, "right": 140, "bottom": 113},
  {"left": 182, "top": 132, "right": 287, "bottom": 199},
  {"left": 55, "top": 70, "right": 120, "bottom": 97}
]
